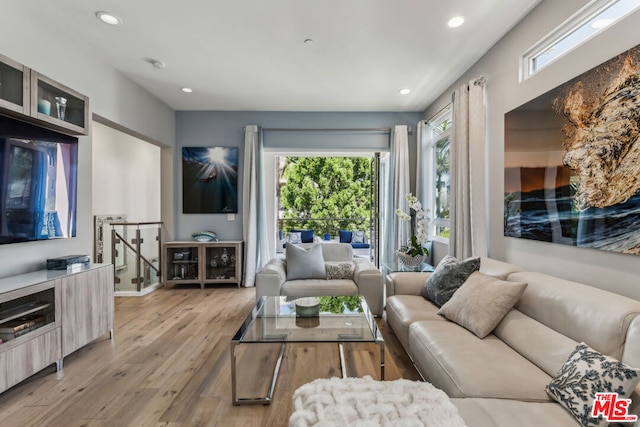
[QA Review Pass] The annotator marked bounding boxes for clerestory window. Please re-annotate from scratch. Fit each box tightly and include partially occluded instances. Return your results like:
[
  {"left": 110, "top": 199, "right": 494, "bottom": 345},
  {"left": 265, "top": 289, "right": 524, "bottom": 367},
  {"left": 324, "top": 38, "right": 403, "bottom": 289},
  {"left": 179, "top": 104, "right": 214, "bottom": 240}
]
[{"left": 521, "top": 0, "right": 640, "bottom": 80}]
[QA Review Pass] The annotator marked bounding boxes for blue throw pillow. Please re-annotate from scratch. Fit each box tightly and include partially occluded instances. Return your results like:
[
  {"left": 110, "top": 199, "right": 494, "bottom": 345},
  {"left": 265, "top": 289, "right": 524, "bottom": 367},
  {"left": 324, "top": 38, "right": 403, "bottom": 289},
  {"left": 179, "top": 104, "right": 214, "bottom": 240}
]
[
  {"left": 338, "top": 230, "right": 352, "bottom": 243},
  {"left": 292, "top": 229, "right": 314, "bottom": 243}
]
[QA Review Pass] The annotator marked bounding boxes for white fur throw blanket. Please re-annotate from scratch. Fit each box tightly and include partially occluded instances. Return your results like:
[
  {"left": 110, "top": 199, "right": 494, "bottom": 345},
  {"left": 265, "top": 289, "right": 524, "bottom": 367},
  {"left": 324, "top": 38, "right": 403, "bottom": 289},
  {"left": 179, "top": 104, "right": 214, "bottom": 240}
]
[{"left": 289, "top": 376, "right": 467, "bottom": 427}]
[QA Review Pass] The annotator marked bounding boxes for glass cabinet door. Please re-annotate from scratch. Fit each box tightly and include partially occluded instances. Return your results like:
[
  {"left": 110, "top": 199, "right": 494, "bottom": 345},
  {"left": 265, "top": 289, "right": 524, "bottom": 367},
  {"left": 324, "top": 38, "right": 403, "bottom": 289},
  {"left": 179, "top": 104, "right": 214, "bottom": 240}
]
[
  {"left": 0, "top": 54, "right": 29, "bottom": 115},
  {"left": 205, "top": 245, "right": 238, "bottom": 281},
  {"left": 165, "top": 245, "right": 200, "bottom": 282},
  {"left": 31, "top": 72, "right": 88, "bottom": 135}
]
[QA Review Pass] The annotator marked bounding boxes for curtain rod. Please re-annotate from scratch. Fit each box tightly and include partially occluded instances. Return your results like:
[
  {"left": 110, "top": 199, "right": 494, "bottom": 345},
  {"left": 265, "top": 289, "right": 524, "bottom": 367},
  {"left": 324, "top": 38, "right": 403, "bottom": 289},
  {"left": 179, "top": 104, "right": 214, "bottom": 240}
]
[{"left": 262, "top": 127, "right": 392, "bottom": 133}]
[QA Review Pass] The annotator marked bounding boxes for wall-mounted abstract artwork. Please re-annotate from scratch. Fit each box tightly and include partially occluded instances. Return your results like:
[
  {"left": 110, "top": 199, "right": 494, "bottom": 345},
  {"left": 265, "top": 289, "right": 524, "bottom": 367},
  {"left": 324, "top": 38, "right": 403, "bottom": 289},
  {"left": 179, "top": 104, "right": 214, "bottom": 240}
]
[
  {"left": 182, "top": 147, "right": 238, "bottom": 214},
  {"left": 504, "top": 44, "right": 640, "bottom": 256}
]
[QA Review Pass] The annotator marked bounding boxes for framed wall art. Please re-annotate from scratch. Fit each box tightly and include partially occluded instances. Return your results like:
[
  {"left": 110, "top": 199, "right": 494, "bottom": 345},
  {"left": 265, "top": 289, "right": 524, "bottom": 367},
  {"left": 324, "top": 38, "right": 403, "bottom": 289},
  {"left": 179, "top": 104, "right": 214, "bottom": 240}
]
[
  {"left": 504, "top": 44, "right": 640, "bottom": 256},
  {"left": 182, "top": 146, "right": 238, "bottom": 214}
]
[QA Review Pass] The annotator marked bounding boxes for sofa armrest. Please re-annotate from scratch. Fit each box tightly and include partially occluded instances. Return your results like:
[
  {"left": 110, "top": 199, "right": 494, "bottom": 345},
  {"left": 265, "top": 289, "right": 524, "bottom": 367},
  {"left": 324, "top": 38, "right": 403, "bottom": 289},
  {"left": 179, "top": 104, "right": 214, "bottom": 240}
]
[
  {"left": 353, "top": 258, "right": 383, "bottom": 316},
  {"left": 255, "top": 258, "right": 287, "bottom": 300},
  {"left": 385, "top": 272, "right": 432, "bottom": 297}
]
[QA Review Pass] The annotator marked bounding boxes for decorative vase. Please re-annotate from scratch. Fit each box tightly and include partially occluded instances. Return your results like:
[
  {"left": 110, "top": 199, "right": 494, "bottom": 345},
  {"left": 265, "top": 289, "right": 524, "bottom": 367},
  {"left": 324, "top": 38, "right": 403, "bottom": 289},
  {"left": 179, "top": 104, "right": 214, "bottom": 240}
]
[{"left": 396, "top": 251, "right": 426, "bottom": 267}]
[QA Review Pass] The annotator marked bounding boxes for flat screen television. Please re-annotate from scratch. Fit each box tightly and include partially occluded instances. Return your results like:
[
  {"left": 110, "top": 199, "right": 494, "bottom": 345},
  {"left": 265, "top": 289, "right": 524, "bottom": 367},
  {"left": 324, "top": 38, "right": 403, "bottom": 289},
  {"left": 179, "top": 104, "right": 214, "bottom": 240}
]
[{"left": 0, "top": 115, "right": 78, "bottom": 244}]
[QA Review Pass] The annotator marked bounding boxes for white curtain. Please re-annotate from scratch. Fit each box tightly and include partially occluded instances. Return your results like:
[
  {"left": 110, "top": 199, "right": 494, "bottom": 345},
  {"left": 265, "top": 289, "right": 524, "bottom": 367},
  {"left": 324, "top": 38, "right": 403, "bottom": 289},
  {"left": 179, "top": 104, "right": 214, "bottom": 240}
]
[
  {"left": 242, "top": 125, "right": 269, "bottom": 287},
  {"left": 383, "top": 125, "right": 411, "bottom": 266},
  {"left": 450, "top": 77, "right": 487, "bottom": 259}
]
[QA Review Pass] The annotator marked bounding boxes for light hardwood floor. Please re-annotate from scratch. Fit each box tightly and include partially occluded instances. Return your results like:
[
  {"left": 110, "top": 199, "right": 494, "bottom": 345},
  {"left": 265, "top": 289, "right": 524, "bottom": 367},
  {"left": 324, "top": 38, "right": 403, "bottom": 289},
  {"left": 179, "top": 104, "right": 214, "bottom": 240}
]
[{"left": 0, "top": 286, "right": 420, "bottom": 427}]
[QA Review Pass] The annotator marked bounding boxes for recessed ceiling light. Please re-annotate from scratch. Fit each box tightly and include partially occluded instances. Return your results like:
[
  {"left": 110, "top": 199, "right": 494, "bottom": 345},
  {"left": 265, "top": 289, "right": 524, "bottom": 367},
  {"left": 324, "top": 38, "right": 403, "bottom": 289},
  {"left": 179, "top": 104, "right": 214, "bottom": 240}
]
[
  {"left": 448, "top": 16, "right": 465, "bottom": 28},
  {"left": 96, "top": 11, "right": 122, "bottom": 26},
  {"left": 180, "top": 87, "right": 193, "bottom": 93},
  {"left": 399, "top": 88, "right": 411, "bottom": 95},
  {"left": 592, "top": 18, "right": 613, "bottom": 29},
  {"left": 304, "top": 38, "right": 314, "bottom": 45}
]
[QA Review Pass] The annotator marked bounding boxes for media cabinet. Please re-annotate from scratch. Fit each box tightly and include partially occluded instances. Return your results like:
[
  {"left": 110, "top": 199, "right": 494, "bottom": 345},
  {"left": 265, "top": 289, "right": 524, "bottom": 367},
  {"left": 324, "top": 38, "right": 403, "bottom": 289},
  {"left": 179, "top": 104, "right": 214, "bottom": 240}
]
[{"left": 0, "top": 263, "right": 113, "bottom": 393}]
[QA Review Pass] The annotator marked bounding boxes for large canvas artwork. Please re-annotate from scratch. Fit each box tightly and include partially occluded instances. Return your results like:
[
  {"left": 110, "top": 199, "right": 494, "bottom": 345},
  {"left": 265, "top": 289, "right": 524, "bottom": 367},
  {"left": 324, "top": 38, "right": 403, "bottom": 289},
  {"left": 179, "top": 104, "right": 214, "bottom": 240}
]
[
  {"left": 504, "top": 44, "right": 640, "bottom": 256},
  {"left": 182, "top": 147, "right": 238, "bottom": 214}
]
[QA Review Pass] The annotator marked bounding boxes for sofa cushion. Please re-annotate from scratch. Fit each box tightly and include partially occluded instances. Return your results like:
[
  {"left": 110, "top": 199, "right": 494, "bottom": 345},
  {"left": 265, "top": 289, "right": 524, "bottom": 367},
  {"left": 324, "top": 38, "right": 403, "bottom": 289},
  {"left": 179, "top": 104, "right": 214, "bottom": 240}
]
[
  {"left": 325, "top": 262, "right": 354, "bottom": 280},
  {"left": 409, "top": 320, "right": 552, "bottom": 401},
  {"left": 292, "top": 229, "right": 315, "bottom": 243},
  {"left": 451, "top": 398, "right": 580, "bottom": 427},
  {"left": 385, "top": 295, "right": 445, "bottom": 354},
  {"left": 438, "top": 272, "right": 527, "bottom": 338},
  {"left": 281, "top": 279, "right": 358, "bottom": 299},
  {"left": 422, "top": 255, "right": 481, "bottom": 307},
  {"left": 350, "top": 242, "right": 370, "bottom": 249},
  {"left": 338, "top": 230, "right": 352, "bottom": 243},
  {"left": 286, "top": 243, "right": 326, "bottom": 280},
  {"left": 545, "top": 342, "right": 640, "bottom": 427},
  {"left": 493, "top": 309, "right": 579, "bottom": 378},
  {"left": 509, "top": 271, "right": 640, "bottom": 360}
]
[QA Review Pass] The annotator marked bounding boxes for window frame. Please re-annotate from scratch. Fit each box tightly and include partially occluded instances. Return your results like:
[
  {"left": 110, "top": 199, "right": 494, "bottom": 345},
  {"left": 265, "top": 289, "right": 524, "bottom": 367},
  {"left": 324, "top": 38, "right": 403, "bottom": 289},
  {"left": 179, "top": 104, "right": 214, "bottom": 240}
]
[
  {"left": 520, "top": 0, "right": 640, "bottom": 81},
  {"left": 421, "top": 106, "right": 452, "bottom": 242}
]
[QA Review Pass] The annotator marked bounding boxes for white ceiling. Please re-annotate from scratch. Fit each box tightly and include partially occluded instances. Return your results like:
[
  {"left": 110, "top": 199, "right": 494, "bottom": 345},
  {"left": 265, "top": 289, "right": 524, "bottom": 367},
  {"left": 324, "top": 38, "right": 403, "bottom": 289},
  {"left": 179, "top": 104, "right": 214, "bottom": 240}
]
[{"left": 14, "top": 0, "right": 541, "bottom": 112}]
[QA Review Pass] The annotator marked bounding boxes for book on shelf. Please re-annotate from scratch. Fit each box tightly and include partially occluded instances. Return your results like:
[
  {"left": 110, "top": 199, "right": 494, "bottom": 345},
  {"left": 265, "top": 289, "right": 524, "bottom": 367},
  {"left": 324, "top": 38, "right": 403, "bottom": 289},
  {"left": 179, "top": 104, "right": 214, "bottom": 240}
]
[{"left": 0, "top": 315, "right": 46, "bottom": 340}]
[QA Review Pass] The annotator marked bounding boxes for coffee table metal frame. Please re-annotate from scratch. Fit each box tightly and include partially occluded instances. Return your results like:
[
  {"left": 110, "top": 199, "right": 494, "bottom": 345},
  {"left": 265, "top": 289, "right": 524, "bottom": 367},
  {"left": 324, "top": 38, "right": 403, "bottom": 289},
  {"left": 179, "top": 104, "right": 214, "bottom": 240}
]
[{"left": 230, "top": 295, "right": 384, "bottom": 405}]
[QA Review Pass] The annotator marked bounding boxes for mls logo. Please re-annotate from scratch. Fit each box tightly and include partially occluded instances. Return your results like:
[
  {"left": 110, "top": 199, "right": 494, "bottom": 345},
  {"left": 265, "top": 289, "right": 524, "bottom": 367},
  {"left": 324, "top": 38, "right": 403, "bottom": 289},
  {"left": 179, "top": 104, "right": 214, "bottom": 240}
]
[{"left": 591, "top": 393, "right": 638, "bottom": 422}]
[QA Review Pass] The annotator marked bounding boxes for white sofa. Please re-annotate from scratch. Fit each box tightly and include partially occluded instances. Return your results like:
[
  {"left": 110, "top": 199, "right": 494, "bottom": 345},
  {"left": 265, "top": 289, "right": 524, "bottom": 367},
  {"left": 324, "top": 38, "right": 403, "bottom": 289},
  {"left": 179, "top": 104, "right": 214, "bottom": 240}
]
[
  {"left": 385, "top": 257, "right": 640, "bottom": 427},
  {"left": 256, "top": 242, "right": 384, "bottom": 316}
]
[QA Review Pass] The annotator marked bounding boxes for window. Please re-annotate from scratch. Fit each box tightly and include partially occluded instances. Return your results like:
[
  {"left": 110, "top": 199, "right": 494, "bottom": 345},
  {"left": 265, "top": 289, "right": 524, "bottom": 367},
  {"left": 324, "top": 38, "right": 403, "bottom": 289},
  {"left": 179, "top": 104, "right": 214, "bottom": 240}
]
[
  {"left": 521, "top": 0, "right": 640, "bottom": 80},
  {"left": 422, "top": 107, "right": 452, "bottom": 240}
]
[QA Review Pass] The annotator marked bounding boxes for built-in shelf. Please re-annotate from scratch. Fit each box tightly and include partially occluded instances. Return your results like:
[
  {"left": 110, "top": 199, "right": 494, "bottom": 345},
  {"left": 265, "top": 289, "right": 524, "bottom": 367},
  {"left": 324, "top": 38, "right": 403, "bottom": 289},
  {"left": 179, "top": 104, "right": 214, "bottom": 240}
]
[{"left": 0, "top": 53, "right": 89, "bottom": 135}]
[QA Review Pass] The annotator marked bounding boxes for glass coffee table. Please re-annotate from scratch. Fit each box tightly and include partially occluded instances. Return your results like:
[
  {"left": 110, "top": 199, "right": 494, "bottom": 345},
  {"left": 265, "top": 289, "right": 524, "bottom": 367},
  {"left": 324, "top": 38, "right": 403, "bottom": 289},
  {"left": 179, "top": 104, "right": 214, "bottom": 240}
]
[{"left": 230, "top": 295, "right": 384, "bottom": 405}]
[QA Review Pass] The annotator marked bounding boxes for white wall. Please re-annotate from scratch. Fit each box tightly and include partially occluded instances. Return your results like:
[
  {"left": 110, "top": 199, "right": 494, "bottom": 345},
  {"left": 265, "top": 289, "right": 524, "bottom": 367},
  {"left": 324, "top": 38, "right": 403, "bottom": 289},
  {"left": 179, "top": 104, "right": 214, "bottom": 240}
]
[
  {"left": 0, "top": 5, "right": 175, "bottom": 277},
  {"left": 423, "top": 0, "right": 640, "bottom": 300},
  {"left": 92, "top": 122, "right": 161, "bottom": 222}
]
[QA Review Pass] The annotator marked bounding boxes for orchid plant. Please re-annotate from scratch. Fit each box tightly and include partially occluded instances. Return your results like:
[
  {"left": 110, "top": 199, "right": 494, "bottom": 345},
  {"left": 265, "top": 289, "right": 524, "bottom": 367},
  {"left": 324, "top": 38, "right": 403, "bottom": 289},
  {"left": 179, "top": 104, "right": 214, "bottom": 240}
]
[{"left": 395, "top": 193, "right": 431, "bottom": 257}]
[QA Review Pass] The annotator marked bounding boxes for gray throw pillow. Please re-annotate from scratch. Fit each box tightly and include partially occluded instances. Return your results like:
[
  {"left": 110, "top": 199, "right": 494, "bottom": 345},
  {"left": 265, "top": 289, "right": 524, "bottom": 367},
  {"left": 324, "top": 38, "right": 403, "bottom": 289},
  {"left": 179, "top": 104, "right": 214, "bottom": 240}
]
[
  {"left": 422, "top": 255, "right": 481, "bottom": 307},
  {"left": 286, "top": 243, "right": 326, "bottom": 280}
]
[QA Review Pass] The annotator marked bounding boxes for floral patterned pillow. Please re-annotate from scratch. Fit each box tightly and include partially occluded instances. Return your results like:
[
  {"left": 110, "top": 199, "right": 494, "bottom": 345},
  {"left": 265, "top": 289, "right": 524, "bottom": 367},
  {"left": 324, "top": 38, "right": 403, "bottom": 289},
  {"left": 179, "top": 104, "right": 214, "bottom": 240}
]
[
  {"left": 546, "top": 342, "right": 640, "bottom": 427},
  {"left": 351, "top": 230, "right": 366, "bottom": 243},
  {"left": 288, "top": 232, "right": 302, "bottom": 244},
  {"left": 325, "top": 262, "right": 355, "bottom": 280}
]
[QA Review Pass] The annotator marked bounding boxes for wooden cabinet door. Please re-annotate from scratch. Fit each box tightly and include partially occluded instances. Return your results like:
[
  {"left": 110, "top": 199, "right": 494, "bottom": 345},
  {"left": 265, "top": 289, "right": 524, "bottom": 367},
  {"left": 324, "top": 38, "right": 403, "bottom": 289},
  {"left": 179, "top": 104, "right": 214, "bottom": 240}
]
[
  {"left": 4, "top": 328, "right": 59, "bottom": 391},
  {"left": 61, "top": 266, "right": 114, "bottom": 357}
]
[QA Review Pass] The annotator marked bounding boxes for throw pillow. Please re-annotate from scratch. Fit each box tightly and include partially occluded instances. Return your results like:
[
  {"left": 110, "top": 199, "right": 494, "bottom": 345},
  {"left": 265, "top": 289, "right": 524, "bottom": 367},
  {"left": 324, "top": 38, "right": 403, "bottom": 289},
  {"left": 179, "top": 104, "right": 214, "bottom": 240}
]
[
  {"left": 351, "top": 230, "right": 366, "bottom": 243},
  {"left": 292, "top": 229, "right": 314, "bottom": 243},
  {"left": 338, "top": 230, "right": 353, "bottom": 243},
  {"left": 422, "top": 255, "right": 481, "bottom": 307},
  {"left": 546, "top": 342, "right": 640, "bottom": 427},
  {"left": 437, "top": 272, "right": 527, "bottom": 338},
  {"left": 325, "top": 262, "right": 355, "bottom": 280},
  {"left": 287, "top": 231, "right": 302, "bottom": 245},
  {"left": 286, "top": 243, "right": 326, "bottom": 280}
]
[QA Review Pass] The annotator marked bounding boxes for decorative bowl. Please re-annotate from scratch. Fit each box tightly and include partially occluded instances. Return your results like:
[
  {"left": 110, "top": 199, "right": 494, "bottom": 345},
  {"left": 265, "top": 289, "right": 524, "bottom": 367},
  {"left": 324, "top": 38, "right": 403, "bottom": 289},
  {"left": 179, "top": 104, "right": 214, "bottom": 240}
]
[
  {"left": 295, "top": 297, "right": 320, "bottom": 317},
  {"left": 192, "top": 230, "right": 219, "bottom": 242}
]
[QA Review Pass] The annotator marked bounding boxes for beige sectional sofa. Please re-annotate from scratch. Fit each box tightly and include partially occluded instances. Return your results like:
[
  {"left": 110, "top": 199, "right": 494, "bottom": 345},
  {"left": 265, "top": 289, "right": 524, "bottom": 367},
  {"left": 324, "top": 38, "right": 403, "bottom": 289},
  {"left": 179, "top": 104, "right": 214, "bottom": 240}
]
[
  {"left": 256, "top": 242, "right": 384, "bottom": 316},
  {"left": 385, "top": 257, "right": 640, "bottom": 427}
]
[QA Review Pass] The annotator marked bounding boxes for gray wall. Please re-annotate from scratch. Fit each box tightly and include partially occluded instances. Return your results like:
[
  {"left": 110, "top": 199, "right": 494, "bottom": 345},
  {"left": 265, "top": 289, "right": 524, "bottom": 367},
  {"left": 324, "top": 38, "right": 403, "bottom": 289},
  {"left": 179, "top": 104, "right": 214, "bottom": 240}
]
[
  {"left": 175, "top": 111, "right": 422, "bottom": 241},
  {"left": 0, "top": 5, "right": 175, "bottom": 277},
  {"left": 423, "top": 0, "right": 640, "bottom": 300}
]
